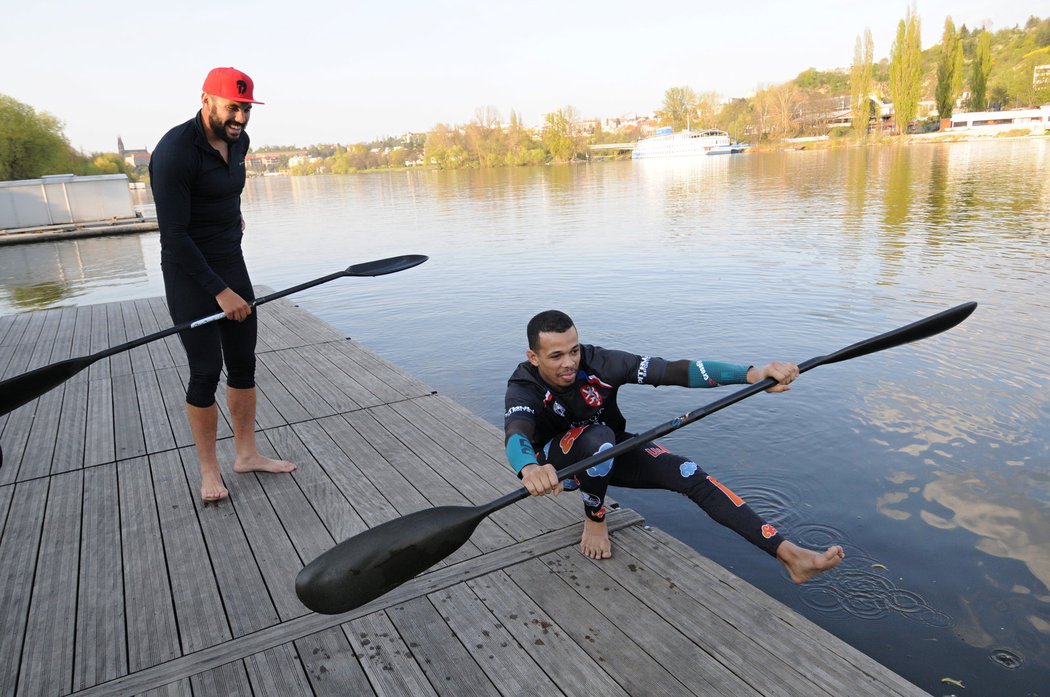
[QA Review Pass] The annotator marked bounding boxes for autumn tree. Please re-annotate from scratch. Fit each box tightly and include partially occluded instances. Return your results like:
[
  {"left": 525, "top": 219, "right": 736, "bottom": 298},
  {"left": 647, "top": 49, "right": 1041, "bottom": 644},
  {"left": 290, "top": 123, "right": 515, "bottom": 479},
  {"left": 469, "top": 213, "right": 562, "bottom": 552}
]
[
  {"left": 888, "top": 6, "right": 922, "bottom": 134},
  {"left": 969, "top": 30, "right": 993, "bottom": 110},
  {"left": 935, "top": 17, "right": 965, "bottom": 120},
  {"left": 658, "top": 86, "right": 699, "bottom": 131},
  {"left": 542, "top": 106, "right": 581, "bottom": 162},
  {"left": 850, "top": 28, "right": 875, "bottom": 137}
]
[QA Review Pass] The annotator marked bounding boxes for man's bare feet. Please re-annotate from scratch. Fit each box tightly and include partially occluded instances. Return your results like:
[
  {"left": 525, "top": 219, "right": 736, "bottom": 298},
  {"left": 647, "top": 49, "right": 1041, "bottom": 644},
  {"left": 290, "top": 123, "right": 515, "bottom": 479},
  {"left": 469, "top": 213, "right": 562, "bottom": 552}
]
[
  {"left": 776, "top": 541, "right": 845, "bottom": 584},
  {"left": 233, "top": 452, "right": 297, "bottom": 474},
  {"left": 200, "top": 465, "right": 229, "bottom": 502},
  {"left": 580, "top": 519, "right": 613, "bottom": 560}
]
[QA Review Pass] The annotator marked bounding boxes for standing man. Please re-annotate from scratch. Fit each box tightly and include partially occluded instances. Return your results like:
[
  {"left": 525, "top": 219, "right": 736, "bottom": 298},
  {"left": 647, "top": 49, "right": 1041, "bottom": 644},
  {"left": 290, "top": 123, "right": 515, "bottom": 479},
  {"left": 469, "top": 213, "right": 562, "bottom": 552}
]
[
  {"left": 150, "top": 66, "right": 295, "bottom": 502},
  {"left": 504, "top": 309, "right": 843, "bottom": 583}
]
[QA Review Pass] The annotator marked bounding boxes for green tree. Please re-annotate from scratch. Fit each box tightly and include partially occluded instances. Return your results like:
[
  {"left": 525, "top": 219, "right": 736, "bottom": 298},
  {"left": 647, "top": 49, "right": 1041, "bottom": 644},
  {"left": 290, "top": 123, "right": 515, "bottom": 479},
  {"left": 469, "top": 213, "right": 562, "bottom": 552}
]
[
  {"left": 658, "top": 86, "right": 698, "bottom": 131},
  {"left": 542, "top": 106, "right": 581, "bottom": 162},
  {"left": 970, "top": 30, "right": 993, "bottom": 110},
  {"left": 935, "top": 17, "right": 965, "bottom": 120},
  {"left": 850, "top": 28, "right": 875, "bottom": 137},
  {"left": 0, "top": 94, "right": 79, "bottom": 180},
  {"left": 888, "top": 7, "right": 922, "bottom": 134}
]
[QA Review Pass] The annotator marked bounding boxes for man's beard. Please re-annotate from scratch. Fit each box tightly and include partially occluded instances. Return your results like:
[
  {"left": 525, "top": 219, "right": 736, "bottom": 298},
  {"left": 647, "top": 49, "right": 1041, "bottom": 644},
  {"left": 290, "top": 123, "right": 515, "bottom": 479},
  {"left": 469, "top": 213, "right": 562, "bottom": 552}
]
[{"left": 207, "top": 111, "right": 243, "bottom": 143}]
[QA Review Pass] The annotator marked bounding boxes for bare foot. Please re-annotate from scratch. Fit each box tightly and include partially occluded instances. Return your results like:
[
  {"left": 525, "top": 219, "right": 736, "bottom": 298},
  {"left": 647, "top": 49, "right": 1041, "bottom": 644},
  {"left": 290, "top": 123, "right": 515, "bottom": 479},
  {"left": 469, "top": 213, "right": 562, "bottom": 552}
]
[
  {"left": 777, "top": 541, "right": 845, "bottom": 584},
  {"left": 580, "top": 519, "right": 613, "bottom": 560},
  {"left": 234, "top": 452, "right": 297, "bottom": 474},
  {"left": 200, "top": 465, "right": 229, "bottom": 502}
]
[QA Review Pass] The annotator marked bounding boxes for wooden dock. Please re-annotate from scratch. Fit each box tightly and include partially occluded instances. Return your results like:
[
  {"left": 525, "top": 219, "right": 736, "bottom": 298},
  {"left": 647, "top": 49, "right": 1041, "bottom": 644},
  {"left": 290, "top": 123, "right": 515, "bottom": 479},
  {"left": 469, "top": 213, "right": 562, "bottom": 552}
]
[{"left": 0, "top": 294, "right": 932, "bottom": 696}]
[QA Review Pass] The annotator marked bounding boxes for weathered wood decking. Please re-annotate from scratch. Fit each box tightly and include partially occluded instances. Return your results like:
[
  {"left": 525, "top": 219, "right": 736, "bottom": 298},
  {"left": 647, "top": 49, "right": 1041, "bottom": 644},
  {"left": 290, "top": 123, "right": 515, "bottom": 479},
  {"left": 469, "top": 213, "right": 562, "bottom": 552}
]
[{"left": 0, "top": 295, "right": 931, "bottom": 697}]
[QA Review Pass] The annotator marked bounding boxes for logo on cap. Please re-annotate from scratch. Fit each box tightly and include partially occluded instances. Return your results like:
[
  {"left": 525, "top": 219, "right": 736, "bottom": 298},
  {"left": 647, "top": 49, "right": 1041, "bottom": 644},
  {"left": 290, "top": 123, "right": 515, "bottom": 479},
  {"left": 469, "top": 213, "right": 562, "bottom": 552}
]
[{"left": 237, "top": 80, "right": 247, "bottom": 96}]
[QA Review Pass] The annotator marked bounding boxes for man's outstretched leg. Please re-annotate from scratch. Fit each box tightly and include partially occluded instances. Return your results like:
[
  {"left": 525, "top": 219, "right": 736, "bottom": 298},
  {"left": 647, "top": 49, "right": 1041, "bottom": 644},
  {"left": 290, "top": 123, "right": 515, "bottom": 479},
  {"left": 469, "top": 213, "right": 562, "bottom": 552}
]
[
  {"left": 777, "top": 541, "right": 845, "bottom": 583},
  {"left": 228, "top": 386, "right": 296, "bottom": 474}
]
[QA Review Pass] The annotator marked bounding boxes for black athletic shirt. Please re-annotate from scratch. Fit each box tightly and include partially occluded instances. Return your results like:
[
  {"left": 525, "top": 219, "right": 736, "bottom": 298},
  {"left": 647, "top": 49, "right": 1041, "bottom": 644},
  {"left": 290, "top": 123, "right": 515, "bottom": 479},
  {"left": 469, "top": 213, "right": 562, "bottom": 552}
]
[
  {"left": 504, "top": 345, "right": 670, "bottom": 448},
  {"left": 149, "top": 111, "right": 250, "bottom": 296}
]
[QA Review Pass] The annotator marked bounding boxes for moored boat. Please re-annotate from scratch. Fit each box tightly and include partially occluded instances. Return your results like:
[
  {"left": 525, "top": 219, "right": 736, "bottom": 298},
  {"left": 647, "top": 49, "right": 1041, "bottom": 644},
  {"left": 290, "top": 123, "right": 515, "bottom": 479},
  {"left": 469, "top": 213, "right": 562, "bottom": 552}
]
[{"left": 632, "top": 127, "right": 747, "bottom": 159}]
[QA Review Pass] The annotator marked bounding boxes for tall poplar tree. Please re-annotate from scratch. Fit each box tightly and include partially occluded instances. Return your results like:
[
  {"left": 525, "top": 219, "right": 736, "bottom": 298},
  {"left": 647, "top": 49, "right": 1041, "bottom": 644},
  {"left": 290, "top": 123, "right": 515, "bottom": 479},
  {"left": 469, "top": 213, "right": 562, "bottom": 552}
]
[
  {"left": 970, "top": 30, "right": 992, "bottom": 110},
  {"left": 850, "top": 28, "right": 875, "bottom": 137},
  {"left": 888, "top": 7, "right": 922, "bottom": 135},
  {"left": 935, "top": 17, "right": 964, "bottom": 120}
]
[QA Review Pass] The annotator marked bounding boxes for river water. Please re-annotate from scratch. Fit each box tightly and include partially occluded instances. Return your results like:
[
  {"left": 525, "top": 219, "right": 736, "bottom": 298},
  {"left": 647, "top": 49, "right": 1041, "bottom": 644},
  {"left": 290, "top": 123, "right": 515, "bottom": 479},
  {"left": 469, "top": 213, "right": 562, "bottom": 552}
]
[{"left": 1, "top": 140, "right": 1048, "bottom": 695}]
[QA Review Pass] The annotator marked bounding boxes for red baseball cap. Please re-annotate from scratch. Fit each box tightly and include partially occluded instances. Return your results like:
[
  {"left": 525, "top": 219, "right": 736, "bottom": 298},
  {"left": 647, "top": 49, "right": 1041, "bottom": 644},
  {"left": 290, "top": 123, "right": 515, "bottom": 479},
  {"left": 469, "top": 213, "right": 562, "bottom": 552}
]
[{"left": 202, "top": 67, "right": 264, "bottom": 104}]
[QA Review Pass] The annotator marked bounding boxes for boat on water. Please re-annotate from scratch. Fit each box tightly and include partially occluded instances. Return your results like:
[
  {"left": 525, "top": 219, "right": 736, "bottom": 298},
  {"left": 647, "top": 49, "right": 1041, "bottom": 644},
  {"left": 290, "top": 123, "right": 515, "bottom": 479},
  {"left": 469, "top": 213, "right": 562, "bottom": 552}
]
[{"left": 632, "top": 127, "right": 749, "bottom": 159}]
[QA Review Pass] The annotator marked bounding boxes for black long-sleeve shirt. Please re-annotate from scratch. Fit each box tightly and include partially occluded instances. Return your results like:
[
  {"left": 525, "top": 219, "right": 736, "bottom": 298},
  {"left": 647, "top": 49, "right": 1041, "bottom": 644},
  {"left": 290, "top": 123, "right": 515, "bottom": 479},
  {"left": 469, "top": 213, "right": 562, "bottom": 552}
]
[{"left": 149, "top": 111, "right": 250, "bottom": 295}]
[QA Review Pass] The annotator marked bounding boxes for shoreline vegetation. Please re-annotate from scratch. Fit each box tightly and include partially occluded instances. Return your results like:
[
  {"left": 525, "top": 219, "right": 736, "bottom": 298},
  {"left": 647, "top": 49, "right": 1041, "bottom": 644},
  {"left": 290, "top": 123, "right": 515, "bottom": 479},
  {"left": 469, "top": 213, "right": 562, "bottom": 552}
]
[{"left": 1, "top": 14, "right": 1047, "bottom": 182}]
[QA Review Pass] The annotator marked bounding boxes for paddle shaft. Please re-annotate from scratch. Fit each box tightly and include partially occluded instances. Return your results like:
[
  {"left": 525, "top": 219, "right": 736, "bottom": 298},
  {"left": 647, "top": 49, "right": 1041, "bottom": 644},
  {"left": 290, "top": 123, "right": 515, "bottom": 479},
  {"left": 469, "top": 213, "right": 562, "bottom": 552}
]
[
  {"left": 482, "top": 301, "right": 979, "bottom": 516},
  {"left": 0, "top": 254, "right": 427, "bottom": 417}
]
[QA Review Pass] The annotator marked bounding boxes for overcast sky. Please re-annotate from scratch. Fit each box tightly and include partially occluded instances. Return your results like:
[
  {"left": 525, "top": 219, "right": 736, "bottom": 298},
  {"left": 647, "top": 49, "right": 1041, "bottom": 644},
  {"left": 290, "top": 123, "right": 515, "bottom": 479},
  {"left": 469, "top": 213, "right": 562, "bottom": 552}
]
[{"left": 4, "top": 1, "right": 1042, "bottom": 152}]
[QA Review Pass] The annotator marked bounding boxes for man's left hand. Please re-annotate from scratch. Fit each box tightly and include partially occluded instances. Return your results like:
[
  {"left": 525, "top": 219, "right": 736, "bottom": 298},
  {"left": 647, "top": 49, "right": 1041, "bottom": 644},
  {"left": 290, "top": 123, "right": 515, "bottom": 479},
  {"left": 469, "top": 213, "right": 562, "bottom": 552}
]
[{"left": 747, "top": 361, "right": 799, "bottom": 393}]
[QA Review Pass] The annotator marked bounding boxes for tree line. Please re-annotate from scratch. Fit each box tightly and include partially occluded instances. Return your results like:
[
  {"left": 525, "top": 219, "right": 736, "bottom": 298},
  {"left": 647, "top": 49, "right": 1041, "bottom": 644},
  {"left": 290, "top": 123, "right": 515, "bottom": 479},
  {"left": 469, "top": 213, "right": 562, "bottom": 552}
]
[{"left": 2, "top": 14, "right": 1047, "bottom": 180}]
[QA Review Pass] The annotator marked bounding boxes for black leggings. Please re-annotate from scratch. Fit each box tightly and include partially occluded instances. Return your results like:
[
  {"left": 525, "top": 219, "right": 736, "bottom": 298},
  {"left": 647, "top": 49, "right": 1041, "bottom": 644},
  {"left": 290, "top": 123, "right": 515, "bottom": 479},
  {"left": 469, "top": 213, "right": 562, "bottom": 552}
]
[
  {"left": 162, "top": 254, "right": 257, "bottom": 408},
  {"left": 539, "top": 424, "right": 784, "bottom": 557}
]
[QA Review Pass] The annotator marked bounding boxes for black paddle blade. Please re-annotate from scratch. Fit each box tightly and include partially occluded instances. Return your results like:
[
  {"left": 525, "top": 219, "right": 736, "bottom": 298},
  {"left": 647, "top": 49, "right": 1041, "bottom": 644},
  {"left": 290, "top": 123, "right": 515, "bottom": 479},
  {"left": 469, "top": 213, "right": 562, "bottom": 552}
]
[
  {"left": 296, "top": 504, "right": 487, "bottom": 614},
  {"left": 819, "top": 301, "right": 977, "bottom": 366},
  {"left": 346, "top": 254, "right": 428, "bottom": 277},
  {"left": 0, "top": 357, "right": 90, "bottom": 417}
]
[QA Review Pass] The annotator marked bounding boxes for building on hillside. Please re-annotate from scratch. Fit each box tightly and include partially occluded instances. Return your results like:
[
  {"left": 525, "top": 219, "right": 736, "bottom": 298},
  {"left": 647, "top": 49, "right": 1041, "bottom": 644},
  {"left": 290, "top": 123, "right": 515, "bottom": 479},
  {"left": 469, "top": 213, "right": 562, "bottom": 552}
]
[
  {"left": 117, "top": 137, "right": 151, "bottom": 168},
  {"left": 944, "top": 106, "right": 1050, "bottom": 134}
]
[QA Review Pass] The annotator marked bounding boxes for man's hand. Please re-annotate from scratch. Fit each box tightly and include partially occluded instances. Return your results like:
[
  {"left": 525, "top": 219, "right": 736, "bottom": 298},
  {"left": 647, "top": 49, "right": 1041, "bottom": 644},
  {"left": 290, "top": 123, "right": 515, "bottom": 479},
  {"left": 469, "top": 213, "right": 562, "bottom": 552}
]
[
  {"left": 216, "top": 288, "right": 252, "bottom": 321},
  {"left": 520, "top": 463, "right": 563, "bottom": 497},
  {"left": 747, "top": 361, "right": 799, "bottom": 393}
]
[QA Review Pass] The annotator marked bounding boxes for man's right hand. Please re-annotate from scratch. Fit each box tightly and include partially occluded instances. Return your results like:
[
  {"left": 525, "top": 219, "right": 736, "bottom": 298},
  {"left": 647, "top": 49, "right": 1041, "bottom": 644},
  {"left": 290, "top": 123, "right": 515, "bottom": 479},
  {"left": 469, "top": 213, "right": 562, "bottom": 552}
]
[
  {"left": 216, "top": 288, "right": 252, "bottom": 321},
  {"left": 520, "top": 463, "right": 563, "bottom": 497}
]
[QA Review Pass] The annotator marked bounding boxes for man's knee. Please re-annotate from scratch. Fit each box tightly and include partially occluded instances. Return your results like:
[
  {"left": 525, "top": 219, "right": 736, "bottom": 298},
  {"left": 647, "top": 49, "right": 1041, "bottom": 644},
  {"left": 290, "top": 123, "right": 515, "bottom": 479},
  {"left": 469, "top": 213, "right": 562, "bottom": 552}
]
[{"left": 186, "top": 373, "right": 220, "bottom": 408}]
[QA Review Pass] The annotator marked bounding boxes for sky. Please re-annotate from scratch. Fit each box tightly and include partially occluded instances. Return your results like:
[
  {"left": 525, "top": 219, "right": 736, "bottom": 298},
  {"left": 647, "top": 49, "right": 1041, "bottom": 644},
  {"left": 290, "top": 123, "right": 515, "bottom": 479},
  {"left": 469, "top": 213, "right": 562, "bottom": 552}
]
[{"left": 4, "top": 1, "right": 1043, "bottom": 153}]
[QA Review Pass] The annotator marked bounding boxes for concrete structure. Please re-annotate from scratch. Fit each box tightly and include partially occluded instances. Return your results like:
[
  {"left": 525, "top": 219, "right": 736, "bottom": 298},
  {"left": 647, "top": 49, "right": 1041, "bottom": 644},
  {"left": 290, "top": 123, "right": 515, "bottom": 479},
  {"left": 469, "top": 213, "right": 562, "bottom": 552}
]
[
  {"left": 946, "top": 106, "right": 1050, "bottom": 134},
  {"left": 0, "top": 174, "right": 136, "bottom": 230}
]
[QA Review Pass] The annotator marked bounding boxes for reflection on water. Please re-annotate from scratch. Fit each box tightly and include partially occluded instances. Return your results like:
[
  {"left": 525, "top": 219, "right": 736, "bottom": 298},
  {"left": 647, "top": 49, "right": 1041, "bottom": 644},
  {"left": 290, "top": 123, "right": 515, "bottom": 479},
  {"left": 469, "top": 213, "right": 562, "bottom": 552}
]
[
  {"left": 1, "top": 139, "right": 1048, "bottom": 694},
  {"left": 0, "top": 235, "right": 153, "bottom": 311}
]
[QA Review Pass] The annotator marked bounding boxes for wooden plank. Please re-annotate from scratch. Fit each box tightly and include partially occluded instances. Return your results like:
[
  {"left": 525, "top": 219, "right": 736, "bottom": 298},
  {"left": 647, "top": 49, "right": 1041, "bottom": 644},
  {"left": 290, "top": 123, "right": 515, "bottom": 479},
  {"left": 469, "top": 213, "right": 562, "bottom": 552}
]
[
  {"left": 174, "top": 446, "right": 280, "bottom": 637},
  {"left": 119, "top": 456, "right": 181, "bottom": 673},
  {"left": 189, "top": 663, "right": 253, "bottom": 697},
  {"left": 504, "top": 556, "right": 699, "bottom": 697},
  {"left": 257, "top": 350, "right": 339, "bottom": 419},
  {"left": 347, "top": 611, "right": 440, "bottom": 696},
  {"left": 536, "top": 546, "right": 765, "bottom": 697},
  {"left": 136, "top": 679, "right": 191, "bottom": 697},
  {"left": 254, "top": 359, "right": 311, "bottom": 425},
  {"left": 385, "top": 596, "right": 501, "bottom": 697},
  {"left": 271, "top": 346, "right": 363, "bottom": 413},
  {"left": 136, "top": 370, "right": 177, "bottom": 453},
  {"left": 242, "top": 644, "right": 313, "bottom": 697},
  {"left": 18, "top": 471, "right": 83, "bottom": 697},
  {"left": 53, "top": 377, "right": 89, "bottom": 473},
  {"left": 294, "top": 628, "right": 374, "bottom": 696},
  {"left": 426, "top": 582, "right": 569, "bottom": 697},
  {"left": 105, "top": 301, "right": 131, "bottom": 377},
  {"left": 74, "top": 464, "right": 128, "bottom": 691},
  {"left": 48, "top": 305, "right": 78, "bottom": 364},
  {"left": 633, "top": 526, "right": 931, "bottom": 697},
  {"left": 319, "top": 338, "right": 433, "bottom": 399},
  {"left": 134, "top": 298, "right": 177, "bottom": 370},
  {"left": 84, "top": 376, "right": 115, "bottom": 467},
  {"left": 87, "top": 303, "right": 110, "bottom": 380},
  {"left": 66, "top": 304, "right": 94, "bottom": 385},
  {"left": 68, "top": 510, "right": 644, "bottom": 697},
  {"left": 16, "top": 386, "right": 63, "bottom": 479},
  {"left": 0, "top": 404, "right": 36, "bottom": 484},
  {"left": 291, "top": 343, "right": 385, "bottom": 408},
  {"left": 2, "top": 309, "right": 47, "bottom": 379},
  {"left": 212, "top": 439, "right": 306, "bottom": 621},
  {"left": 254, "top": 428, "right": 340, "bottom": 562},
  {"left": 311, "top": 340, "right": 411, "bottom": 404},
  {"left": 121, "top": 299, "right": 153, "bottom": 375},
  {"left": 113, "top": 371, "right": 147, "bottom": 460},
  {"left": 466, "top": 570, "right": 629, "bottom": 697},
  {"left": 0, "top": 479, "right": 49, "bottom": 697},
  {"left": 150, "top": 449, "right": 232, "bottom": 652}
]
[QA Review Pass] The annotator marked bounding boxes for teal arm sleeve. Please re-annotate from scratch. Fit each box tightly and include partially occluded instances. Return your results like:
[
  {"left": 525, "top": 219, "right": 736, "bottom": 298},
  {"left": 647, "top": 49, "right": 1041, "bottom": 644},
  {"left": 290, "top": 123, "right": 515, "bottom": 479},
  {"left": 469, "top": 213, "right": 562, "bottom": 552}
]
[
  {"left": 505, "top": 433, "right": 538, "bottom": 474},
  {"left": 688, "top": 360, "right": 751, "bottom": 387}
]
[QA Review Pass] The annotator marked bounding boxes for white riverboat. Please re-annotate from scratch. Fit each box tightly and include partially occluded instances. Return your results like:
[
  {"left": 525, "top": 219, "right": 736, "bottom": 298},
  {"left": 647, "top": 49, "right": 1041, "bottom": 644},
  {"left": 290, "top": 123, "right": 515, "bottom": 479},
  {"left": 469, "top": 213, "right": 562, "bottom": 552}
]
[{"left": 632, "top": 127, "right": 748, "bottom": 159}]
